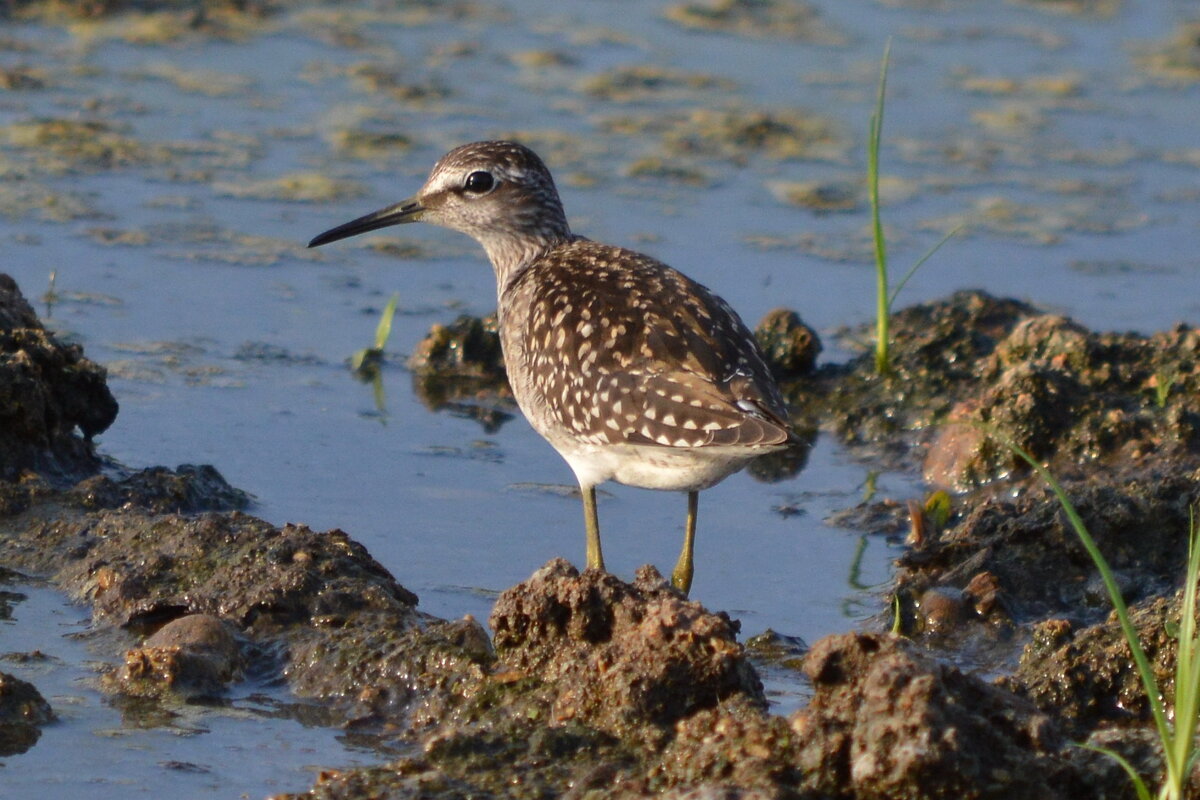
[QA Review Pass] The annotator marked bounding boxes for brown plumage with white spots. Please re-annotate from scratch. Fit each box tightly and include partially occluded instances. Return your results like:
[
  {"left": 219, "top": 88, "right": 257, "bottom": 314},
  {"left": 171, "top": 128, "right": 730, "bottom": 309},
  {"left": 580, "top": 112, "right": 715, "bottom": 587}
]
[{"left": 309, "top": 140, "right": 795, "bottom": 595}]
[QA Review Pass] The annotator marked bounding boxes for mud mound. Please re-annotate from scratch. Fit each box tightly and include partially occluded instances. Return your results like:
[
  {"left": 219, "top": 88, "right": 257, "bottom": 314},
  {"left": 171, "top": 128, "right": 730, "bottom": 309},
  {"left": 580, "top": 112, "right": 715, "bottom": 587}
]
[
  {"left": 491, "top": 558, "right": 765, "bottom": 738},
  {"left": 0, "top": 274, "right": 118, "bottom": 482}
]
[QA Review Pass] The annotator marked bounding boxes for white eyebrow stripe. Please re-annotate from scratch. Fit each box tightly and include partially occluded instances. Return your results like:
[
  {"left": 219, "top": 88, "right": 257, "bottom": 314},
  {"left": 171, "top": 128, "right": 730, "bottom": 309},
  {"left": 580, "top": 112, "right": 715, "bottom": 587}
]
[{"left": 426, "top": 168, "right": 462, "bottom": 196}]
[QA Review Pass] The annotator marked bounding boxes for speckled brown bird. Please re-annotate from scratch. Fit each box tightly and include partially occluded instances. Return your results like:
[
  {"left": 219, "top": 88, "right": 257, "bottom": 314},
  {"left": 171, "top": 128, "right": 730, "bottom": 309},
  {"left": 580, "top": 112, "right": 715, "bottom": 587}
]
[{"left": 309, "top": 141, "right": 794, "bottom": 595}]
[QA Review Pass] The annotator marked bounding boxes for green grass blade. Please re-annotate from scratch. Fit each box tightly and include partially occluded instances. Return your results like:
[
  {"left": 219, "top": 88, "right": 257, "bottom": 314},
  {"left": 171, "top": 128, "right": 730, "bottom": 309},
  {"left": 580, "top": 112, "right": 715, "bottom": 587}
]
[
  {"left": 374, "top": 293, "right": 399, "bottom": 350},
  {"left": 1164, "top": 507, "right": 1200, "bottom": 800},
  {"left": 1076, "top": 743, "right": 1154, "bottom": 800},
  {"left": 888, "top": 224, "right": 962, "bottom": 307},
  {"left": 869, "top": 39, "right": 891, "bottom": 376}
]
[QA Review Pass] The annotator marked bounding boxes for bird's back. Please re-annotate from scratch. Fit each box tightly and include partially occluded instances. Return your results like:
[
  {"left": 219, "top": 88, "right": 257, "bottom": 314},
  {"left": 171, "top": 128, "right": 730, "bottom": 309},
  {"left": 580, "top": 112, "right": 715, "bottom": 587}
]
[{"left": 499, "top": 238, "right": 791, "bottom": 455}]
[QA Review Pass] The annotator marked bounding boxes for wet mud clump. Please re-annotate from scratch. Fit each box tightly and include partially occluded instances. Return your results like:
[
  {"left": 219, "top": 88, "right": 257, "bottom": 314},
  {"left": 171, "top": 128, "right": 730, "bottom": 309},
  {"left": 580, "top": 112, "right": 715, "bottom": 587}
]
[
  {"left": 755, "top": 308, "right": 822, "bottom": 379},
  {"left": 296, "top": 562, "right": 779, "bottom": 800},
  {"left": 407, "top": 312, "right": 514, "bottom": 432},
  {"left": 794, "top": 632, "right": 1071, "bottom": 799},
  {"left": 490, "top": 559, "right": 764, "bottom": 738},
  {"left": 0, "top": 670, "right": 54, "bottom": 756},
  {"left": 0, "top": 273, "right": 117, "bottom": 484},
  {"left": 1003, "top": 593, "right": 1184, "bottom": 737},
  {"left": 924, "top": 315, "right": 1199, "bottom": 488},
  {"left": 781, "top": 289, "right": 1199, "bottom": 485}
]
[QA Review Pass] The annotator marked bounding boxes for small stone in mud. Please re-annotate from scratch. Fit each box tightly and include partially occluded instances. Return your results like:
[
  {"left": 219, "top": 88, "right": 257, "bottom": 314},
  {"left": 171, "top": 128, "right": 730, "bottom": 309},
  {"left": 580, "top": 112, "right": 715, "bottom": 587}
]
[
  {"left": 754, "top": 308, "right": 821, "bottom": 378},
  {"left": 962, "top": 570, "right": 1006, "bottom": 619},
  {"left": 914, "top": 587, "right": 966, "bottom": 634},
  {"left": 107, "top": 613, "right": 242, "bottom": 699},
  {"left": 0, "top": 671, "right": 53, "bottom": 756}
]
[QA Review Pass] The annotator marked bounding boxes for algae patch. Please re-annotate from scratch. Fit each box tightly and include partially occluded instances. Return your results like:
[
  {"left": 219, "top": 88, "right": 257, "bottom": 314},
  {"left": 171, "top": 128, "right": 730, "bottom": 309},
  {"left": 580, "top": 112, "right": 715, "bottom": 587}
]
[
  {"left": 212, "top": 173, "right": 368, "bottom": 203},
  {"left": 663, "top": 0, "right": 847, "bottom": 44}
]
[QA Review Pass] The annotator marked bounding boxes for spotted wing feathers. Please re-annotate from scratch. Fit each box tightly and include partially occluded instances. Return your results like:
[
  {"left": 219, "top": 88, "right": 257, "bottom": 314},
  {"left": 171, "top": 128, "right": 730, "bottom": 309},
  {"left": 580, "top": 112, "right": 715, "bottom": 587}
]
[{"left": 511, "top": 239, "right": 791, "bottom": 451}]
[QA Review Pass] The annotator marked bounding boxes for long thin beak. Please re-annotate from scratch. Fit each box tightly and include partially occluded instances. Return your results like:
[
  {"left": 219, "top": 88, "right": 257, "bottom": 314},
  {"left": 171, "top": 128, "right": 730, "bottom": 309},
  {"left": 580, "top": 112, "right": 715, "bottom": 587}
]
[{"left": 308, "top": 196, "right": 424, "bottom": 248}]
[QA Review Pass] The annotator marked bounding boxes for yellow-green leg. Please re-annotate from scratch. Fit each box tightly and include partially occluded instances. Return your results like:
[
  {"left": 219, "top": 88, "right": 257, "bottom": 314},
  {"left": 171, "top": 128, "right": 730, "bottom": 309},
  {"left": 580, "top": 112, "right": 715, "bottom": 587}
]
[
  {"left": 671, "top": 490, "right": 698, "bottom": 595},
  {"left": 582, "top": 485, "right": 605, "bottom": 571}
]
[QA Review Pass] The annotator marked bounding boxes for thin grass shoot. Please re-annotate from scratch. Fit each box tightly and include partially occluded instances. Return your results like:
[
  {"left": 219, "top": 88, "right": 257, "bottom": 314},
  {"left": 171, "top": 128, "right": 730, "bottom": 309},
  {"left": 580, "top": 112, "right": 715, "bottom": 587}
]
[
  {"left": 351, "top": 293, "right": 399, "bottom": 377},
  {"left": 867, "top": 42, "right": 959, "bottom": 376}
]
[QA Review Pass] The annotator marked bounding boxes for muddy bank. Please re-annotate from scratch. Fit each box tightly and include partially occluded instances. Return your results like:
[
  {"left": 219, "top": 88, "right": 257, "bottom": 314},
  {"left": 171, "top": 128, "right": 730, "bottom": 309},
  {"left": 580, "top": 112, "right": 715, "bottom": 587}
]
[
  {"left": 386, "top": 286, "right": 1200, "bottom": 794},
  {"left": 5, "top": 266, "right": 1200, "bottom": 798}
]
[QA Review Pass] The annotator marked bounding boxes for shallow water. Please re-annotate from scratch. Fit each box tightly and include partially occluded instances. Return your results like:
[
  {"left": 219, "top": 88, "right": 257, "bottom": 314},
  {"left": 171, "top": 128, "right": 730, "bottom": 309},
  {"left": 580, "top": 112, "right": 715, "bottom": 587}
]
[
  {"left": 1, "top": 0, "right": 1198, "bottom": 795},
  {"left": 0, "top": 583, "right": 372, "bottom": 798}
]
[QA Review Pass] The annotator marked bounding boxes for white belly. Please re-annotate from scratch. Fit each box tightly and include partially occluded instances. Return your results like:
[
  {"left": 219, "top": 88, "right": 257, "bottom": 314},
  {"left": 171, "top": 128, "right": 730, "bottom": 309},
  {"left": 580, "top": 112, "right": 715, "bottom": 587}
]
[{"left": 551, "top": 439, "right": 770, "bottom": 492}]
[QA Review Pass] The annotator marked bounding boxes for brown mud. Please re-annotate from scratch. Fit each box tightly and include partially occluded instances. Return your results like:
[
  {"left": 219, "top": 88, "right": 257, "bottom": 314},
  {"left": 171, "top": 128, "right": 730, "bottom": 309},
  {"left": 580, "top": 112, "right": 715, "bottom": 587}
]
[{"left": 5, "top": 266, "right": 1200, "bottom": 799}]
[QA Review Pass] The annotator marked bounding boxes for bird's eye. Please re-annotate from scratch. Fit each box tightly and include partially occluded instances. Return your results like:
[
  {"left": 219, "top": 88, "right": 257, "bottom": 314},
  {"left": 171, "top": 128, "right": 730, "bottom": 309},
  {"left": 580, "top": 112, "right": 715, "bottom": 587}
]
[{"left": 463, "top": 170, "right": 495, "bottom": 195}]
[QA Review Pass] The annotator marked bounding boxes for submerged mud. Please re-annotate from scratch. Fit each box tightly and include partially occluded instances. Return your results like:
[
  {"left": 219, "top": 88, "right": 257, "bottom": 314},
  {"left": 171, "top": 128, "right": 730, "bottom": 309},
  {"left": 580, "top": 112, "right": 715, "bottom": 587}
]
[{"left": 7, "top": 267, "right": 1200, "bottom": 798}]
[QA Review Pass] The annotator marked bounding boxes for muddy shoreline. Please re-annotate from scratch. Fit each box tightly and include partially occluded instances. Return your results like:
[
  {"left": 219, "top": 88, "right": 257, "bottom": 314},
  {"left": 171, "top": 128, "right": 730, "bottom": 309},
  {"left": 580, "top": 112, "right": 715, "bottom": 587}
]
[{"left": 3, "top": 269, "right": 1197, "bottom": 798}]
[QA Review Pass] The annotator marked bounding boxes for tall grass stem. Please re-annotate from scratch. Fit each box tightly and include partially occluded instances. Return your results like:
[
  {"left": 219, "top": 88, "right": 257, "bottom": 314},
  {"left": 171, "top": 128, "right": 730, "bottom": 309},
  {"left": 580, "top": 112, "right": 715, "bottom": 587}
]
[{"left": 869, "top": 39, "right": 891, "bottom": 375}]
